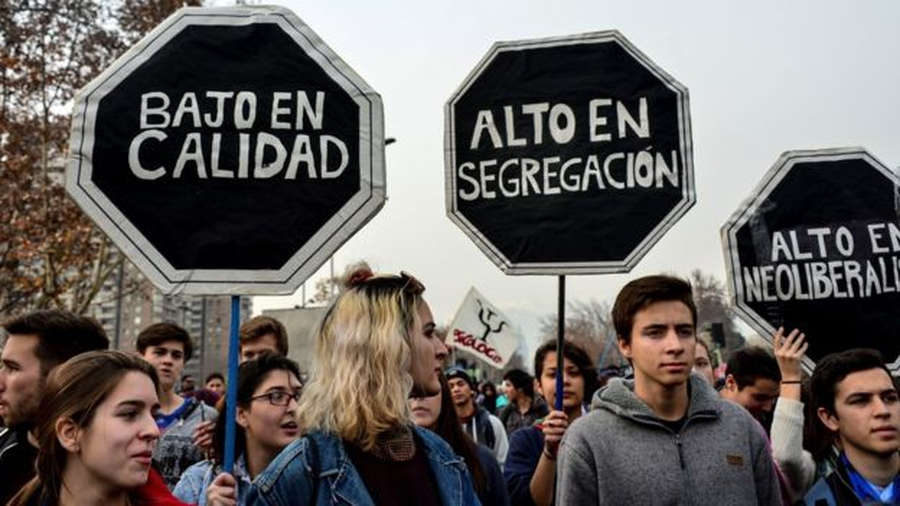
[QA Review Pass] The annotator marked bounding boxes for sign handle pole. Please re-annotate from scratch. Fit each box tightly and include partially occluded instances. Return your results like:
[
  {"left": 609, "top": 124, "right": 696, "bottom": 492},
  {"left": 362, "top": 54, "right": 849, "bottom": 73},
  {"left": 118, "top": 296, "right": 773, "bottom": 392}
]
[
  {"left": 223, "top": 295, "right": 240, "bottom": 473},
  {"left": 556, "top": 275, "right": 565, "bottom": 411}
]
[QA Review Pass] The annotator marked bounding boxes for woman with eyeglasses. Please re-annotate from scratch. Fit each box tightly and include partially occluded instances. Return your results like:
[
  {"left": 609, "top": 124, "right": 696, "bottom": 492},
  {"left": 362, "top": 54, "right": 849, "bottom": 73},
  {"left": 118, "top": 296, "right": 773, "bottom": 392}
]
[
  {"left": 173, "top": 353, "right": 302, "bottom": 505},
  {"left": 247, "top": 263, "right": 480, "bottom": 506}
]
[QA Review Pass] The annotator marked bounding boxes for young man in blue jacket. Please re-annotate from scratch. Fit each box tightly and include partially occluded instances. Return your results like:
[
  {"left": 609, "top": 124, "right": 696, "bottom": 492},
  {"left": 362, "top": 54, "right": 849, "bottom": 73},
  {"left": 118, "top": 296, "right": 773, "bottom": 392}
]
[{"left": 804, "top": 349, "right": 900, "bottom": 505}]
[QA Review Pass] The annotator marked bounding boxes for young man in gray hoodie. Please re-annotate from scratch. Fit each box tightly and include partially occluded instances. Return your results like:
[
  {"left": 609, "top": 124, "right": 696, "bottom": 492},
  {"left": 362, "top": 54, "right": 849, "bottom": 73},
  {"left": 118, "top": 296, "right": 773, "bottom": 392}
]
[{"left": 556, "top": 275, "right": 782, "bottom": 505}]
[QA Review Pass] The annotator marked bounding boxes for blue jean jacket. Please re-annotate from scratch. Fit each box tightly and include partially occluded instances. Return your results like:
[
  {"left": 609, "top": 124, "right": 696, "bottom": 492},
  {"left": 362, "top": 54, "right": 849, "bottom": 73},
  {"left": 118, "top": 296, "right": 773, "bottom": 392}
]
[
  {"left": 247, "top": 427, "right": 481, "bottom": 506},
  {"left": 173, "top": 454, "right": 252, "bottom": 505}
]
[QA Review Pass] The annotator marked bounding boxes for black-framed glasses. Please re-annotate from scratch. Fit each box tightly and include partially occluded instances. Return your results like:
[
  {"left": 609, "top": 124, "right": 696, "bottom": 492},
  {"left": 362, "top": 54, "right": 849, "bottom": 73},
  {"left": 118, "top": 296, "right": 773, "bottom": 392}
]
[{"left": 250, "top": 390, "right": 302, "bottom": 407}]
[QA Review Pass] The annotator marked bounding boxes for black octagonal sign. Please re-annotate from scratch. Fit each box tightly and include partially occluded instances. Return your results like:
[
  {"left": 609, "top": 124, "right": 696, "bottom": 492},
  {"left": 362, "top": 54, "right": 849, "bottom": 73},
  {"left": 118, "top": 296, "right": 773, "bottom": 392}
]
[
  {"left": 722, "top": 148, "right": 900, "bottom": 371},
  {"left": 445, "top": 31, "right": 694, "bottom": 274},
  {"left": 67, "top": 6, "right": 385, "bottom": 294}
]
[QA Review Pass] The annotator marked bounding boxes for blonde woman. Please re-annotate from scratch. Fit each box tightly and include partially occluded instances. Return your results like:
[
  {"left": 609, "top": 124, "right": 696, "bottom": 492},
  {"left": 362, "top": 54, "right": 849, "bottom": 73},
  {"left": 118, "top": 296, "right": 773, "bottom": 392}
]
[{"left": 247, "top": 264, "right": 481, "bottom": 506}]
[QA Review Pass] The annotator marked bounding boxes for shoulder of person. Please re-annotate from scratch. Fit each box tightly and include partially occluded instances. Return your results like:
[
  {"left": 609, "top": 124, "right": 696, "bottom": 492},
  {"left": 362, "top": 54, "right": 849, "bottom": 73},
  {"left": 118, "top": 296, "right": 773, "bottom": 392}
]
[
  {"left": 711, "top": 400, "right": 773, "bottom": 451},
  {"left": 713, "top": 397, "right": 760, "bottom": 428},
  {"left": 415, "top": 425, "right": 462, "bottom": 461},
  {"left": 563, "top": 408, "right": 622, "bottom": 447},
  {"left": 179, "top": 458, "right": 214, "bottom": 480},
  {"left": 172, "top": 459, "right": 214, "bottom": 501},
  {"left": 506, "top": 425, "right": 545, "bottom": 463},
  {"left": 802, "top": 475, "right": 836, "bottom": 506},
  {"left": 475, "top": 443, "right": 501, "bottom": 470},
  {"left": 509, "top": 424, "right": 542, "bottom": 446},
  {"left": 252, "top": 436, "right": 316, "bottom": 495}
]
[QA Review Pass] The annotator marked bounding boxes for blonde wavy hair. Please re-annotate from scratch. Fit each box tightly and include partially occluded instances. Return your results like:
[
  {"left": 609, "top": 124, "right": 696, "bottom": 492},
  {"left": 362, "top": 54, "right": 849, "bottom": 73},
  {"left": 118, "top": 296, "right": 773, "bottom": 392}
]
[{"left": 297, "top": 263, "right": 425, "bottom": 451}]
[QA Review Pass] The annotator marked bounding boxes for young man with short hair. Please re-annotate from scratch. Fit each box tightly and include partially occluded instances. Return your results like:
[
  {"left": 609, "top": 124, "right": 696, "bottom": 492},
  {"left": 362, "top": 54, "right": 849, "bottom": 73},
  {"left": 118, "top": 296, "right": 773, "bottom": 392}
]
[
  {"left": 804, "top": 349, "right": 900, "bottom": 505},
  {"left": 180, "top": 373, "right": 196, "bottom": 396},
  {"left": 557, "top": 275, "right": 781, "bottom": 505},
  {"left": 721, "top": 346, "right": 782, "bottom": 429},
  {"left": 204, "top": 371, "right": 225, "bottom": 396},
  {"left": 447, "top": 366, "right": 509, "bottom": 466},
  {"left": 239, "top": 315, "right": 288, "bottom": 363},
  {"left": 0, "top": 310, "right": 109, "bottom": 504},
  {"left": 137, "top": 322, "right": 217, "bottom": 490},
  {"left": 499, "top": 368, "right": 548, "bottom": 436}
]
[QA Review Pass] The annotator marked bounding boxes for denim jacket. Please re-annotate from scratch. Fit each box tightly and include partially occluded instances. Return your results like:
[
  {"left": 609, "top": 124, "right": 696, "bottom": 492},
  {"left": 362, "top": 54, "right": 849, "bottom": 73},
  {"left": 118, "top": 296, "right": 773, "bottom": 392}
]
[
  {"left": 173, "top": 454, "right": 253, "bottom": 505},
  {"left": 247, "top": 427, "right": 481, "bottom": 506}
]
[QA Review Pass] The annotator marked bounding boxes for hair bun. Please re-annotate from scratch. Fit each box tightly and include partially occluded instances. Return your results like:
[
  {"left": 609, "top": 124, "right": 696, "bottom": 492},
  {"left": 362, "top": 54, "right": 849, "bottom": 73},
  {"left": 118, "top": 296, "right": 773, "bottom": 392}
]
[{"left": 343, "top": 262, "right": 374, "bottom": 289}]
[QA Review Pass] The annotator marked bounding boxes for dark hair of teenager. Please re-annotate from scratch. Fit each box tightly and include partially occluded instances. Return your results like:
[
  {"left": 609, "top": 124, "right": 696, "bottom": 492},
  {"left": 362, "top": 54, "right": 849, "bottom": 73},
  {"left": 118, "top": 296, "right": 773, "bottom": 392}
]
[
  {"left": 205, "top": 372, "right": 225, "bottom": 384},
  {"left": 801, "top": 379, "right": 836, "bottom": 461},
  {"left": 430, "top": 373, "right": 487, "bottom": 495},
  {"left": 136, "top": 322, "right": 194, "bottom": 361},
  {"left": 612, "top": 275, "right": 697, "bottom": 344},
  {"left": 212, "top": 353, "right": 302, "bottom": 462},
  {"left": 805, "top": 349, "right": 893, "bottom": 459},
  {"left": 533, "top": 339, "right": 599, "bottom": 403},
  {"left": 502, "top": 369, "right": 535, "bottom": 399},
  {"left": 810, "top": 348, "right": 892, "bottom": 417},
  {"left": 2, "top": 310, "right": 109, "bottom": 375},
  {"left": 239, "top": 315, "right": 289, "bottom": 356},
  {"left": 7, "top": 351, "right": 159, "bottom": 506},
  {"left": 725, "top": 346, "right": 781, "bottom": 389}
]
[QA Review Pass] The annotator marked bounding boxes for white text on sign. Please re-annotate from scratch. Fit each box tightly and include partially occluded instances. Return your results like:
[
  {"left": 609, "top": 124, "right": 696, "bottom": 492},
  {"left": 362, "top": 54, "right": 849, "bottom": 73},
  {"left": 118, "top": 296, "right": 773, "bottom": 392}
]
[
  {"left": 128, "top": 90, "right": 349, "bottom": 181},
  {"left": 458, "top": 96, "right": 680, "bottom": 200},
  {"left": 741, "top": 222, "right": 900, "bottom": 302}
]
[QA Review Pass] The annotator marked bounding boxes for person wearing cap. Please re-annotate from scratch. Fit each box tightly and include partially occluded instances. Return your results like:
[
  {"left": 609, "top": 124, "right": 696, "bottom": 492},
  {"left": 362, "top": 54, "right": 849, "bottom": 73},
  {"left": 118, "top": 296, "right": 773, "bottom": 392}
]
[{"left": 447, "top": 366, "right": 509, "bottom": 468}]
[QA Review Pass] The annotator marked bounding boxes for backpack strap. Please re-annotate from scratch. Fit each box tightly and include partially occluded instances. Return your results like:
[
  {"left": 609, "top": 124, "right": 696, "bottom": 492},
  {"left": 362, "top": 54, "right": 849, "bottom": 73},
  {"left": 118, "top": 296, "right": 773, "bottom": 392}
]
[{"left": 178, "top": 398, "right": 201, "bottom": 425}]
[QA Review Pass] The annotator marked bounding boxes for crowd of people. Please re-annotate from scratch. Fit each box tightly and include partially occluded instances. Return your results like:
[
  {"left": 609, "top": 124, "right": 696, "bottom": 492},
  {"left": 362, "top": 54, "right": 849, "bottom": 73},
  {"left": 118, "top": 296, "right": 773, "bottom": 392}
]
[{"left": 1, "top": 265, "right": 899, "bottom": 505}]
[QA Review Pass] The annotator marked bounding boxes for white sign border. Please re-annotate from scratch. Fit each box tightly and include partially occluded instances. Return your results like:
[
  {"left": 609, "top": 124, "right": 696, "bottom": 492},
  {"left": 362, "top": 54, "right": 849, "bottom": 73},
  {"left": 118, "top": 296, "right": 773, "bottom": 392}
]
[
  {"left": 67, "top": 6, "right": 385, "bottom": 295},
  {"left": 444, "top": 30, "right": 694, "bottom": 275},
  {"left": 720, "top": 147, "right": 900, "bottom": 372}
]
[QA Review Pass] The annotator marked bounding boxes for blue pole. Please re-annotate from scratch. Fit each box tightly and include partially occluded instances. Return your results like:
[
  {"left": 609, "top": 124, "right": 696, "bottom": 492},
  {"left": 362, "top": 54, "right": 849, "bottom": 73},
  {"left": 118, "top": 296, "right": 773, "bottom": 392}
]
[
  {"left": 223, "top": 295, "right": 240, "bottom": 473},
  {"left": 556, "top": 275, "right": 565, "bottom": 411}
]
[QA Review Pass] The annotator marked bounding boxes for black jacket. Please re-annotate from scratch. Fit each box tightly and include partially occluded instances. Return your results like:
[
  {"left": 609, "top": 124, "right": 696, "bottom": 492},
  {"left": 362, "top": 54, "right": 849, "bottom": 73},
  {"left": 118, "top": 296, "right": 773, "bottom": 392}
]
[{"left": 0, "top": 425, "right": 38, "bottom": 505}]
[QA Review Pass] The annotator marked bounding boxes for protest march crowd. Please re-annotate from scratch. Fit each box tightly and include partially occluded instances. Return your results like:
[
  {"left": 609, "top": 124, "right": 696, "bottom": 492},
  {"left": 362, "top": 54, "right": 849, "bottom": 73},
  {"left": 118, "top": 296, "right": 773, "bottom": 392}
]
[{"left": 1, "top": 264, "right": 899, "bottom": 506}]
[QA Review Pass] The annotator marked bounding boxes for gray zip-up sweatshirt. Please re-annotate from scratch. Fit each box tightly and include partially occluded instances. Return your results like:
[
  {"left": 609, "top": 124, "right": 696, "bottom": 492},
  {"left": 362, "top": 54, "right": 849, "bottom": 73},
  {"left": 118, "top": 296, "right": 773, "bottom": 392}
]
[{"left": 556, "top": 374, "right": 782, "bottom": 505}]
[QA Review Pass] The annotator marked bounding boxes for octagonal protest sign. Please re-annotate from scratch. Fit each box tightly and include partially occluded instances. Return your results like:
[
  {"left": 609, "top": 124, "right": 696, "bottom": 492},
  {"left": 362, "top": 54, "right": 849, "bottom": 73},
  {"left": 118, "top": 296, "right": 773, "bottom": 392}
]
[
  {"left": 445, "top": 31, "right": 694, "bottom": 274},
  {"left": 67, "top": 6, "right": 385, "bottom": 294},
  {"left": 722, "top": 148, "right": 900, "bottom": 371}
]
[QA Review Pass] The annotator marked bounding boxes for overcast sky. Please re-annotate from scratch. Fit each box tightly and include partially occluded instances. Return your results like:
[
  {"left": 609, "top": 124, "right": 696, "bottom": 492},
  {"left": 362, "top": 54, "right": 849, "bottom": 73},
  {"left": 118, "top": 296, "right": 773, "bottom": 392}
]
[{"left": 251, "top": 0, "right": 900, "bottom": 346}]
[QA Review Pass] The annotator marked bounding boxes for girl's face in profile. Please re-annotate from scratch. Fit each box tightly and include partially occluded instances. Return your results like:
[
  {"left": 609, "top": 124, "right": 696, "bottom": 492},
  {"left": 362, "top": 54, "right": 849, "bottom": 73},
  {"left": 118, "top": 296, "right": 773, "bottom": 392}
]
[
  {"left": 409, "top": 300, "right": 448, "bottom": 397},
  {"left": 70, "top": 371, "right": 160, "bottom": 490}
]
